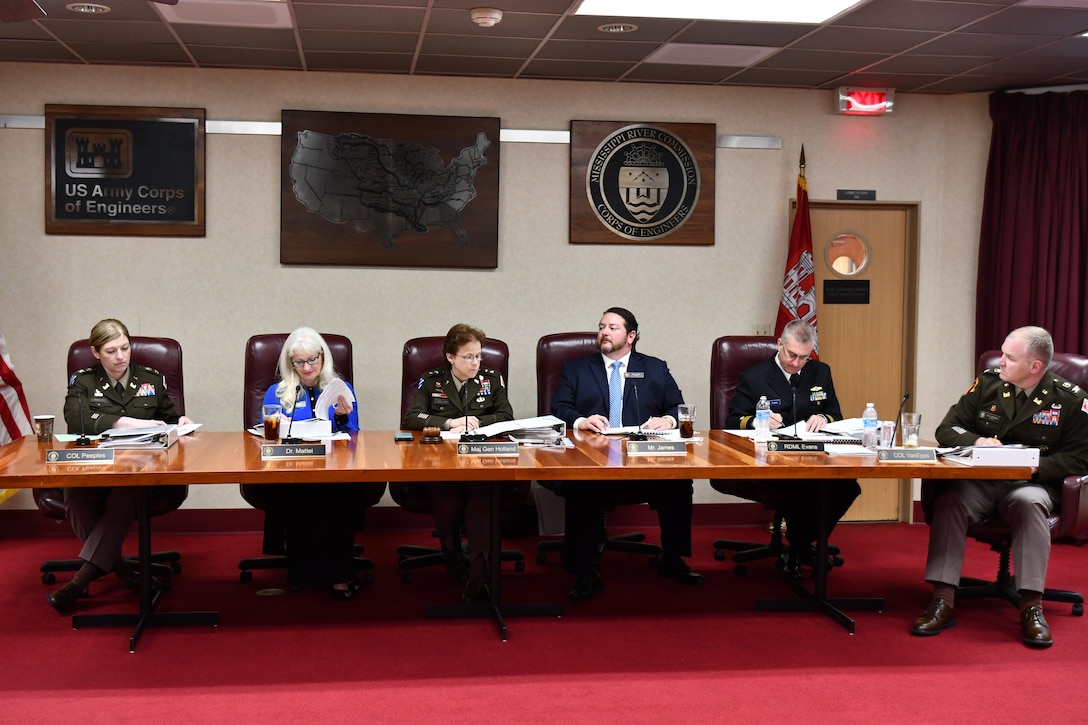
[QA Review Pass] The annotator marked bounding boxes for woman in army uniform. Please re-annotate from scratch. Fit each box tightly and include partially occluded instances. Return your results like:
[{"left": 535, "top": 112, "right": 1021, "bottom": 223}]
[
  {"left": 401, "top": 323, "right": 514, "bottom": 603},
  {"left": 49, "top": 318, "right": 193, "bottom": 614}
]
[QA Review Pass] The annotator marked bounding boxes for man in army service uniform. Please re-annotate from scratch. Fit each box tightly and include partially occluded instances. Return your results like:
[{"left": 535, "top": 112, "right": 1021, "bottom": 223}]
[{"left": 912, "top": 326, "right": 1088, "bottom": 648}]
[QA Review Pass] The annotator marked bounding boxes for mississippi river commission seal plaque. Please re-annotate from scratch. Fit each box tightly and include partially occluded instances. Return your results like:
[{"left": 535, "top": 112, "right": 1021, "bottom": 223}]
[{"left": 570, "top": 120, "right": 714, "bottom": 246}]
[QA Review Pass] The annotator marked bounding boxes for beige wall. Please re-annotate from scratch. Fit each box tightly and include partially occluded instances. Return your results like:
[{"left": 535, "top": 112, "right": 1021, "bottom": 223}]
[{"left": 0, "top": 63, "right": 988, "bottom": 510}]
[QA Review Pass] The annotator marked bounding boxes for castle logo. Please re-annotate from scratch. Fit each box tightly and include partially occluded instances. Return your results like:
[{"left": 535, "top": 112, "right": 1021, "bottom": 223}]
[
  {"left": 586, "top": 124, "right": 699, "bottom": 240},
  {"left": 65, "top": 128, "right": 133, "bottom": 179}
]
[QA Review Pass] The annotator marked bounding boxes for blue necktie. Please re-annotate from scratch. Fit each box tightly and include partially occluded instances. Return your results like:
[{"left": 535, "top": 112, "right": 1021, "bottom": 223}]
[{"left": 608, "top": 360, "right": 623, "bottom": 428}]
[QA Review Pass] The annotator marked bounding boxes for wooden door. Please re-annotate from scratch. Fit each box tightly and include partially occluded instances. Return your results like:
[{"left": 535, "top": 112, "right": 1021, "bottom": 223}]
[{"left": 802, "top": 202, "right": 919, "bottom": 521}]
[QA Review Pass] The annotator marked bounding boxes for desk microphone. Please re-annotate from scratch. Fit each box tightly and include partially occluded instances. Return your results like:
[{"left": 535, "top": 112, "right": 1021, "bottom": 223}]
[
  {"left": 789, "top": 373, "right": 800, "bottom": 436},
  {"left": 890, "top": 392, "right": 911, "bottom": 447},
  {"left": 74, "top": 387, "right": 92, "bottom": 447},
  {"left": 459, "top": 377, "right": 488, "bottom": 442},
  {"left": 628, "top": 383, "right": 647, "bottom": 441},
  {"left": 282, "top": 385, "right": 303, "bottom": 444}
]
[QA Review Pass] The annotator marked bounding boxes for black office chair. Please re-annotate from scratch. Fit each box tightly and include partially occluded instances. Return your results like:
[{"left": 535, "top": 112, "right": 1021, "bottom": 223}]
[
  {"left": 388, "top": 335, "right": 528, "bottom": 583},
  {"left": 708, "top": 335, "right": 842, "bottom": 574},
  {"left": 533, "top": 332, "right": 663, "bottom": 566},
  {"left": 238, "top": 332, "right": 386, "bottom": 586},
  {"left": 920, "top": 350, "right": 1088, "bottom": 615},
  {"left": 36, "top": 336, "right": 189, "bottom": 589}
]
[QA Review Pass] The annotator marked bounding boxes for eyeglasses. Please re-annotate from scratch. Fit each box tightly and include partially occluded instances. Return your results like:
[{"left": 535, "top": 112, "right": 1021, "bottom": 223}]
[
  {"left": 291, "top": 353, "right": 323, "bottom": 369},
  {"left": 781, "top": 349, "right": 811, "bottom": 363},
  {"left": 457, "top": 354, "right": 485, "bottom": 363}
]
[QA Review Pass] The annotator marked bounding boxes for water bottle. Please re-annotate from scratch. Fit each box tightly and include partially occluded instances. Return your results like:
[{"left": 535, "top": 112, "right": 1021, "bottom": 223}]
[
  {"left": 754, "top": 396, "right": 772, "bottom": 442},
  {"left": 862, "top": 402, "right": 879, "bottom": 450}
]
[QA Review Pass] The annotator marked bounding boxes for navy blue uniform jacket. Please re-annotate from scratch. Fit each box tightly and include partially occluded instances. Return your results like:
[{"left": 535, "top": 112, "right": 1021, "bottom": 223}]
[{"left": 725, "top": 356, "right": 843, "bottom": 429}]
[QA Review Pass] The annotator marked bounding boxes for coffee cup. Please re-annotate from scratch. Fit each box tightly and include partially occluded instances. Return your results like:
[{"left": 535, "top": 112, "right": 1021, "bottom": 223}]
[{"left": 33, "top": 414, "right": 55, "bottom": 443}]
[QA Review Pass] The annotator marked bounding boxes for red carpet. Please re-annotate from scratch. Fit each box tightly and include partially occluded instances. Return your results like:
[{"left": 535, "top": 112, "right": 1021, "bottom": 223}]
[{"left": 2, "top": 522, "right": 1085, "bottom": 723}]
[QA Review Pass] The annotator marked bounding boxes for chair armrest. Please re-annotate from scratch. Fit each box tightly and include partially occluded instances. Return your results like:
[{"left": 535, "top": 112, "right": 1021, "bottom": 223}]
[{"left": 1056, "top": 474, "right": 1088, "bottom": 542}]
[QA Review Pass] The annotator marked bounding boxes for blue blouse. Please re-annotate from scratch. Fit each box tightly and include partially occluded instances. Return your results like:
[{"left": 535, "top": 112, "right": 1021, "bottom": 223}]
[{"left": 262, "top": 380, "right": 359, "bottom": 432}]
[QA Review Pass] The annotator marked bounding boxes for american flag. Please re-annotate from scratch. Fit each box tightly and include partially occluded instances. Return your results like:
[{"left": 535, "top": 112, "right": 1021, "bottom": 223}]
[{"left": 1, "top": 326, "right": 34, "bottom": 504}]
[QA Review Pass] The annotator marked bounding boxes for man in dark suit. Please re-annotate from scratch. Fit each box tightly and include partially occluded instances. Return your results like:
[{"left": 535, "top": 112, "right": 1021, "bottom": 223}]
[
  {"left": 551, "top": 307, "right": 703, "bottom": 601},
  {"left": 725, "top": 319, "right": 861, "bottom": 578}
]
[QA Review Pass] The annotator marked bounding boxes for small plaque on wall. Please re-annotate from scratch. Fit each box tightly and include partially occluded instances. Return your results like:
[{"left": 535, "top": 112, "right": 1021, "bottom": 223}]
[
  {"left": 824, "top": 279, "right": 871, "bottom": 304},
  {"left": 45, "top": 105, "right": 205, "bottom": 236}
]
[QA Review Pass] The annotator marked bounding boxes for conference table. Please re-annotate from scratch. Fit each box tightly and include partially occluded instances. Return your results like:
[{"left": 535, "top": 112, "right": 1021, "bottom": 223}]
[{"left": 0, "top": 430, "right": 1030, "bottom": 648}]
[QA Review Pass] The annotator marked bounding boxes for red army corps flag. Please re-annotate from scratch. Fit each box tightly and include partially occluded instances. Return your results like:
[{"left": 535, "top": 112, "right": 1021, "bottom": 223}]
[{"left": 775, "top": 146, "right": 818, "bottom": 357}]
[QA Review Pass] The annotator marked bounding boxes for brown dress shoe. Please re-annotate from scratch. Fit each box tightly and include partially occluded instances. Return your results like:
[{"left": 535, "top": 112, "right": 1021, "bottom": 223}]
[
  {"left": 911, "top": 597, "right": 956, "bottom": 636},
  {"left": 46, "top": 581, "right": 81, "bottom": 615},
  {"left": 1020, "top": 604, "right": 1053, "bottom": 648}
]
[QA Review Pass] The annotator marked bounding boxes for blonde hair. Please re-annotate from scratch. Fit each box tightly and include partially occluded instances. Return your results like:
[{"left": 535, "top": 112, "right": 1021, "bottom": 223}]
[
  {"left": 274, "top": 327, "right": 338, "bottom": 412},
  {"left": 88, "top": 318, "right": 129, "bottom": 351}
]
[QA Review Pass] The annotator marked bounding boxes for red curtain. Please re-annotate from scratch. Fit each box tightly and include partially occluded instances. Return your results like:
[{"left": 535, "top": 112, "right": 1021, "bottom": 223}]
[{"left": 975, "top": 91, "right": 1088, "bottom": 358}]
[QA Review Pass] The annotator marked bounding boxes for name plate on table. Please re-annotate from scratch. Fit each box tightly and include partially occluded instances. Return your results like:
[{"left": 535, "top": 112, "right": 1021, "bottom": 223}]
[
  {"left": 626, "top": 440, "right": 688, "bottom": 456},
  {"left": 766, "top": 441, "right": 825, "bottom": 453},
  {"left": 46, "top": 448, "right": 115, "bottom": 464},
  {"left": 261, "top": 444, "right": 327, "bottom": 459},
  {"left": 878, "top": 448, "right": 938, "bottom": 463},
  {"left": 458, "top": 441, "right": 519, "bottom": 456}
]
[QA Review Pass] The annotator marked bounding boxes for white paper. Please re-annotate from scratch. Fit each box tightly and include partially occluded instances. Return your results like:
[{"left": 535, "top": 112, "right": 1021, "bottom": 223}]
[
  {"left": 474, "top": 415, "right": 565, "bottom": 438},
  {"left": 314, "top": 378, "right": 355, "bottom": 420}
]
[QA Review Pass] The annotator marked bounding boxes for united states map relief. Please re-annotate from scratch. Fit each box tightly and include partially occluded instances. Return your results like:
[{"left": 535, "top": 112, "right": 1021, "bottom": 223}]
[{"left": 290, "top": 130, "right": 491, "bottom": 248}]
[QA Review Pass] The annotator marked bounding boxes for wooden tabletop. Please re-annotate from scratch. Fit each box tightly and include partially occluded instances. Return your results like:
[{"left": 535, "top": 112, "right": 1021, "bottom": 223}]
[{"left": 0, "top": 430, "right": 1031, "bottom": 489}]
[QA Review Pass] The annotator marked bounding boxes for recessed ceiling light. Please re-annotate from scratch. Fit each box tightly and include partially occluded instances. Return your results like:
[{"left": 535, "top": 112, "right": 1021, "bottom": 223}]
[
  {"left": 598, "top": 23, "right": 638, "bottom": 33},
  {"left": 66, "top": 3, "right": 111, "bottom": 14},
  {"left": 575, "top": 0, "right": 864, "bottom": 24}
]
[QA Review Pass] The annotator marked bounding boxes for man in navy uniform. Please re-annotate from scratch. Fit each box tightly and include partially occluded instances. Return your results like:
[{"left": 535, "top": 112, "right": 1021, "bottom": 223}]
[{"left": 726, "top": 319, "right": 860, "bottom": 578}]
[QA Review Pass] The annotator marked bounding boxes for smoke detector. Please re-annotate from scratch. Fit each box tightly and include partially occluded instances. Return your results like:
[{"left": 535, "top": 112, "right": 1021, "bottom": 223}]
[{"left": 470, "top": 7, "right": 503, "bottom": 27}]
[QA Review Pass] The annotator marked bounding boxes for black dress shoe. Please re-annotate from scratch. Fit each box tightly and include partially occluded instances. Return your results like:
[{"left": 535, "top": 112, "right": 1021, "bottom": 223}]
[
  {"left": 911, "top": 598, "right": 957, "bottom": 636},
  {"left": 569, "top": 572, "right": 603, "bottom": 602},
  {"left": 658, "top": 560, "right": 704, "bottom": 586},
  {"left": 781, "top": 554, "right": 803, "bottom": 581},
  {"left": 46, "top": 581, "right": 81, "bottom": 615},
  {"left": 1021, "top": 604, "right": 1053, "bottom": 648}
]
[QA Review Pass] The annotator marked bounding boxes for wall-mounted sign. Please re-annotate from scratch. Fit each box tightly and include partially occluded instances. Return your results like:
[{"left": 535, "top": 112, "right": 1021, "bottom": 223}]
[
  {"left": 836, "top": 189, "right": 876, "bottom": 201},
  {"left": 823, "top": 279, "right": 871, "bottom": 304},
  {"left": 570, "top": 120, "right": 714, "bottom": 246},
  {"left": 45, "top": 105, "right": 205, "bottom": 237},
  {"left": 280, "top": 110, "right": 500, "bottom": 269}
]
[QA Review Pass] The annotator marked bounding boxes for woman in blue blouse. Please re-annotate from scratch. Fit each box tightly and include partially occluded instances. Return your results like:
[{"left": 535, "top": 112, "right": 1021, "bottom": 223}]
[{"left": 260, "top": 327, "right": 362, "bottom": 599}]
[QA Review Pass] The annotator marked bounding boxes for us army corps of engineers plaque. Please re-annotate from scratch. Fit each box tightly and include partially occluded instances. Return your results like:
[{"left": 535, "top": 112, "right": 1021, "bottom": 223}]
[{"left": 45, "top": 105, "right": 205, "bottom": 237}]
